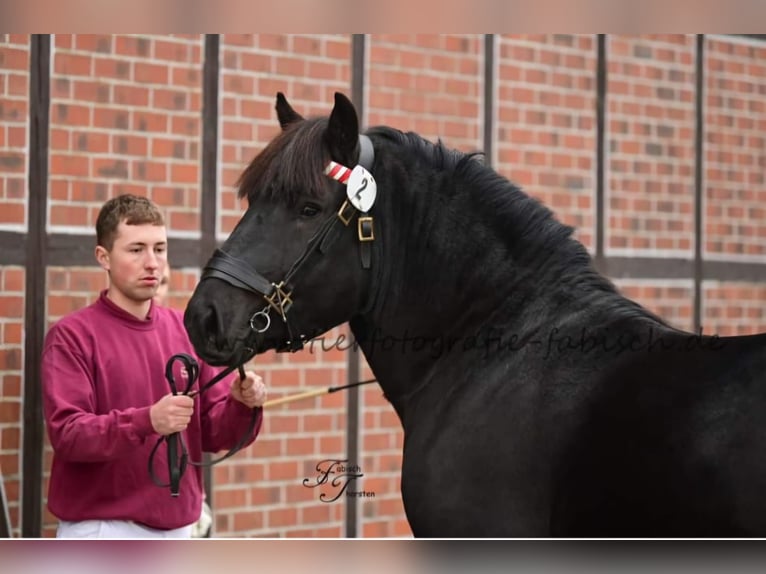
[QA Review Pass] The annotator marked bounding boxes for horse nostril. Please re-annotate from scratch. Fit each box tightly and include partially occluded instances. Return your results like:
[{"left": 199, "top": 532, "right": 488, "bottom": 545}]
[{"left": 203, "top": 304, "right": 224, "bottom": 349}]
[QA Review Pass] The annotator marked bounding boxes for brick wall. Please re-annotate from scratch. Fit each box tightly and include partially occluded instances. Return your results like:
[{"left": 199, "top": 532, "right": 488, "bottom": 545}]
[
  {"left": 49, "top": 34, "right": 203, "bottom": 234},
  {"left": 609, "top": 35, "right": 766, "bottom": 338},
  {"left": 703, "top": 36, "right": 766, "bottom": 335},
  {"left": 0, "top": 35, "right": 28, "bottom": 231},
  {"left": 0, "top": 34, "right": 28, "bottom": 538},
  {"left": 219, "top": 34, "right": 352, "bottom": 233},
  {"left": 497, "top": 34, "right": 596, "bottom": 249},
  {"left": 704, "top": 282, "right": 766, "bottom": 336},
  {"left": 1, "top": 34, "right": 766, "bottom": 538},
  {"left": 705, "top": 36, "right": 766, "bottom": 258},
  {"left": 607, "top": 34, "right": 696, "bottom": 256},
  {"left": 368, "top": 34, "right": 482, "bottom": 153},
  {"left": 612, "top": 280, "right": 695, "bottom": 331},
  {"left": 0, "top": 266, "right": 24, "bottom": 537}
]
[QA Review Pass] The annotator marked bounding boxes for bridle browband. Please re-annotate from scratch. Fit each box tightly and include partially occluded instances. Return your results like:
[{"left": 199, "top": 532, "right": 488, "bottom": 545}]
[{"left": 200, "top": 134, "right": 377, "bottom": 354}]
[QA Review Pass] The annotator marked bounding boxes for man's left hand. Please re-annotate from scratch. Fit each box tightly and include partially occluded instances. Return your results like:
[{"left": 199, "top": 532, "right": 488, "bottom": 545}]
[{"left": 230, "top": 371, "right": 267, "bottom": 409}]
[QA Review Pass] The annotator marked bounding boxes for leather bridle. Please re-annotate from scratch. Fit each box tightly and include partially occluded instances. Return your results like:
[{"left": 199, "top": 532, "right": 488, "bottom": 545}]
[{"left": 200, "top": 134, "right": 376, "bottom": 353}]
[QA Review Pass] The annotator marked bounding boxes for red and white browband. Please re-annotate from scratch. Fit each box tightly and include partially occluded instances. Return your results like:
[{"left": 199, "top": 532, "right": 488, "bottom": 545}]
[{"left": 324, "top": 161, "right": 353, "bottom": 185}]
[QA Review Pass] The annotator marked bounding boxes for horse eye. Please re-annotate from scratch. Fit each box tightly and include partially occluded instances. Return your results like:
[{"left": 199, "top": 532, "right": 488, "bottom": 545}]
[{"left": 300, "top": 203, "right": 321, "bottom": 217}]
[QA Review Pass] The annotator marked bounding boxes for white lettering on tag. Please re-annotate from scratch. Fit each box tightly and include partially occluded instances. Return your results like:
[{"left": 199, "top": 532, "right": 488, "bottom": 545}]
[{"left": 346, "top": 165, "right": 377, "bottom": 212}]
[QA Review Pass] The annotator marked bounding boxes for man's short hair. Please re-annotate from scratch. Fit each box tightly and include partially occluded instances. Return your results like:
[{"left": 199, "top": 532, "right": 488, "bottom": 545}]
[{"left": 96, "top": 194, "right": 165, "bottom": 250}]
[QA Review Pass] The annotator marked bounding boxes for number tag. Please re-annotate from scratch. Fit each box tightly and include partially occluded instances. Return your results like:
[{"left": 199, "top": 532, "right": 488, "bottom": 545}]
[{"left": 346, "top": 165, "right": 377, "bottom": 212}]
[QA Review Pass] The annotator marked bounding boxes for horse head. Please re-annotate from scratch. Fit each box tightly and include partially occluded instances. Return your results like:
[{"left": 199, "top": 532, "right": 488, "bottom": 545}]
[{"left": 184, "top": 92, "right": 375, "bottom": 366}]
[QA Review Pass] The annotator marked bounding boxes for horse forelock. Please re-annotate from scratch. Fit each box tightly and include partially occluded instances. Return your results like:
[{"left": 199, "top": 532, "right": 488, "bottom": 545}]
[{"left": 236, "top": 117, "right": 332, "bottom": 206}]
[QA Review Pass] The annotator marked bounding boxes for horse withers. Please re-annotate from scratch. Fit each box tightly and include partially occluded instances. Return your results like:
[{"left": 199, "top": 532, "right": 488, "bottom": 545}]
[{"left": 184, "top": 92, "right": 766, "bottom": 537}]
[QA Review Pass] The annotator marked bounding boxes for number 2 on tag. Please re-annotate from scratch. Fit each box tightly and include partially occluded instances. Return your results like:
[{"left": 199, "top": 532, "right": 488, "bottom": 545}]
[{"left": 346, "top": 165, "right": 377, "bottom": 212}]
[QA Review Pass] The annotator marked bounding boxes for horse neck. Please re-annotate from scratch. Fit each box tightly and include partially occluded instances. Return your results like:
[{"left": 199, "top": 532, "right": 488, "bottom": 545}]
[
  {"left": 352, "top": 136, "right": 661, "bottom": 412},
  {"left": 349, "top": 145, "right": 558, "bottom": 397}
]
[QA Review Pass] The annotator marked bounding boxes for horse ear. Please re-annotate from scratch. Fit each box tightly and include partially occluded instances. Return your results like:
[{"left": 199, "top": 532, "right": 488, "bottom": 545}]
[
  {"left": 275, "top": 92, "right": 304, "bottom": 130},
  {"left": 326, "top": 92, "right": 359, "bottom": 163}
]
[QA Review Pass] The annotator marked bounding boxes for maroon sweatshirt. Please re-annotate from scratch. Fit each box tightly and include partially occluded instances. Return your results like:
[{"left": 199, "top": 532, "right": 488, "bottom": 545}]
[{"left": 41, "top": 290, "right": 262, "bottom": 530}]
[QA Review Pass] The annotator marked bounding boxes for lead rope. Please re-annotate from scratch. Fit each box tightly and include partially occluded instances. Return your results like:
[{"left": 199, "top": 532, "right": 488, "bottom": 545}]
[
  {"left": 149, "top": 353, "right": 378, "bottom": 496},
  {"left": 149, "top": 353, "right": 257, "bottom": 497}
]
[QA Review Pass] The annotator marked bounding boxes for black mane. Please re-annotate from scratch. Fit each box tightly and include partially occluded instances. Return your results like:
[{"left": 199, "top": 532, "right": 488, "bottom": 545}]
[
  {"left": 368, "top": 126, "right": 573, "bottom": 250},
  {"left": 365, "top": 126, "right": 662, "bottom": 325}
]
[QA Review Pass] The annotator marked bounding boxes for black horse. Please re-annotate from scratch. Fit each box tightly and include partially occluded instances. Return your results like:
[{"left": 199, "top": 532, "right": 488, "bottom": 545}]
[{"left": 184, "top": 92, "right": 766, "bottom": 537}]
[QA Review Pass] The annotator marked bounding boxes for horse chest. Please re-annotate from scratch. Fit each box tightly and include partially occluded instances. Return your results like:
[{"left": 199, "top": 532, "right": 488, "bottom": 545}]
[{"left": 397, "top": 383, "right": 557, "bottom": 536}]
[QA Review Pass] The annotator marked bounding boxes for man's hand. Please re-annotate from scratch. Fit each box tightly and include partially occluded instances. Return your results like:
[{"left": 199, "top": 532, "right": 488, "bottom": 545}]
[
  {"left": 230, "top": 371, "right": 267, "bottom": 409},
  {"left": 150, "top": 394, "right": 194, "bottom": 435}
]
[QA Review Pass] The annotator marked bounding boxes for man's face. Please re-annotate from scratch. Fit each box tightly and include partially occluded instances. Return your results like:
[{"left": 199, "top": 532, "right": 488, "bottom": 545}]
[{"left": 96, "top": 221, "right": 168, "bottom": 303}]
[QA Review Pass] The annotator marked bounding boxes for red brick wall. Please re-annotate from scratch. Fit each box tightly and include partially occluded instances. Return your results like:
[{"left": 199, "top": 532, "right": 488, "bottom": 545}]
[
  {"left": 0, "top": 35, "right": 28, "bottom": 230},
  {"left": 497, "top": 34, "right": 596, "bottom": 249},
  {"left": 704, "top": 282, "right": 766, "bottom": 336},
  {"left": 368, "top": 34, "right": 482, "bottom": 153},
  {"left": 0, "top": 34, "right": 28, "bottom": 538},
  {"left": 608, "top": 35, "right": 766, "bottom": 337},
  {"left": 607, "top": 34, "right": 696, "bottom": 255},
  {"left": 705, "top": 36, "right": 766, "bottom": 258},
  {"left": 219, "top": 34, "right": 351, "bottom": 232},
  {"left": 613, "top": 280, "right": 695, "bottom": 331},
  {"left": 702, "top": 35, "right": 766, "bottom": 335},
  {"left": 0, "top": 266, "right": 24, "bottom": 537},
  {"left": 2, "top": 34, "right": 766, "bottom": 538},
  {"left": 49, "top": 34, "right": 203, "bottom": 233}
]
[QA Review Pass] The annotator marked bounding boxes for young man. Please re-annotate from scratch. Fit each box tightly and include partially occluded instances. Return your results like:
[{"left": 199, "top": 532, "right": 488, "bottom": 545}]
[{"left": 41, "top": 194, "right": 267, "bottom": 538}]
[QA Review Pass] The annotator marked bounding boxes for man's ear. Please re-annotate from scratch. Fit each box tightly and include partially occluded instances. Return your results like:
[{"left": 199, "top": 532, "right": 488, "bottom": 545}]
[{"left": 95, "top": 245, "right": 110, "bottom": 271}]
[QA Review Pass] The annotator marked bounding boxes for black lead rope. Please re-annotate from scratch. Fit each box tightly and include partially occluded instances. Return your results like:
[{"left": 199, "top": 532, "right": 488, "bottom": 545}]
[
  {"left": 148, "top": 353, "right": 260, "bottom": 497},
  {"left": 148, "top": 353, "right": 379, "bottom": 497}
]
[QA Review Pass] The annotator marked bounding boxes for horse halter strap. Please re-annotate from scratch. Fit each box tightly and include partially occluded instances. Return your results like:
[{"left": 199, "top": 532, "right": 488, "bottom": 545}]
[{"left": 200, "top": 135, "right": 376, "bottom": 353}]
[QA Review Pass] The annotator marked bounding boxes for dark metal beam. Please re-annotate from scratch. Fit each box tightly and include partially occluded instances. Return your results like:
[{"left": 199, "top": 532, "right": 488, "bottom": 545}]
[
  {"left": 597, "top": 257, "right": 694, "bottom": 280},
  {"left": 597, "top": 257, "right": 766, "bottom": 284},
  {"left": 0, "top": 231, "right": 26, "bottom": 266},
  {"left": 345, "top": 32, "right": 366, "bottom": 539},
  {"left": 200, "top": 34, "right": 219, "bottom": 267},
  {"left": 730, "top": 34, "right": 766, "bottom": 41},
  {"left": 199, "top": 33, "right": 220, "bottom": 531},
  {"left": 693, "top": 34, "right": 705, "bottom": 332},
  {"left": 21, "top": 33, "right": 50, "bottom": 539},
  {"left": 703, "top": 260, "right": 766, "bottom": 284},
  {"left": 6, "top": 229, "right": 761, "bottom": 286},
  {"left": 595, "top": 34, "right": 607, "bottom": 264},
  {"left": 483, "top": 34, "right": 495, "bottom": 167}
]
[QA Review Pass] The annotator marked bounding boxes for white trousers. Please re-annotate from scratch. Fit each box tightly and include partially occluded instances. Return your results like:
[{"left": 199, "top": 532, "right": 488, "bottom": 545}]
[{"left": 57, "top": 519, "right": 193, "bottom": 539}]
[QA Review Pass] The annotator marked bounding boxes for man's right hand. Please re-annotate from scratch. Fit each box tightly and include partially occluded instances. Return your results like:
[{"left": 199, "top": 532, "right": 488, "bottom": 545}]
[{"left": 150, "top": 394, "right": 194, "bottom": 435}]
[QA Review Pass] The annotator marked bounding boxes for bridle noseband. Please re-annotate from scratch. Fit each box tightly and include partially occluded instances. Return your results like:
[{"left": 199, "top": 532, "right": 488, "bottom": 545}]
[{"left": 201, "top": 134, "right": 377, "bottom": 354}]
